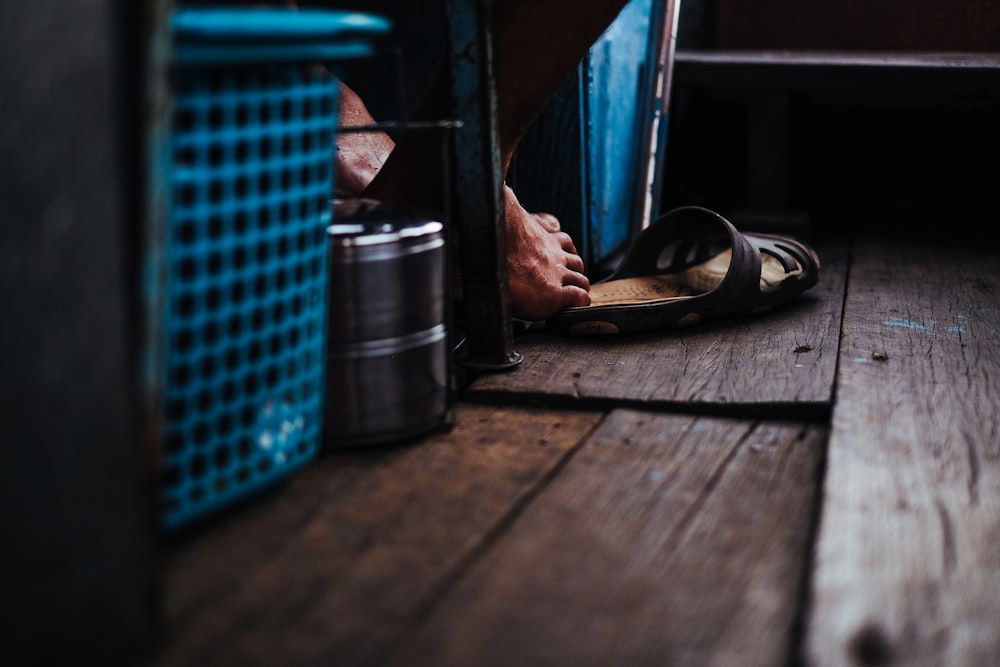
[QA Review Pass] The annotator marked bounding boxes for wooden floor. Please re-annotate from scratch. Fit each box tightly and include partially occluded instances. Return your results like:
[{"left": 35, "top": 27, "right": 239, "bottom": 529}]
[{"left": 154, "top": 222, "right": 1000, "bottom": 666}]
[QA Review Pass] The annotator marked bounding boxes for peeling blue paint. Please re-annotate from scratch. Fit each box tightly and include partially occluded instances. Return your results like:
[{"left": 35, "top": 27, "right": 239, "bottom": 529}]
[
  {"left": 584, "top": 0, "right": 655, "bottom": 262},
  {"left": 883, "top": 317, "right": 930, "bottom": 331},
  {"left": 883, "top": 316, "right": 966, "bottom": 334}
]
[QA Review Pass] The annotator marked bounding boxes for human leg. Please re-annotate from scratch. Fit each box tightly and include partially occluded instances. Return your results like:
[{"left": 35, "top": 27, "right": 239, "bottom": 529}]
[
  {"left": 334, "top": 84, "right": 395, "bottom": 198},
  {"left": 345, "top": 0, "right": 630, "bottom": 320}
]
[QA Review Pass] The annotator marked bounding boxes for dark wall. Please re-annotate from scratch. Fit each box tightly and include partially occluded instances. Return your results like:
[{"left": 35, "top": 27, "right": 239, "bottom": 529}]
[
  {"left": 300, "top": 0, "right": 447, "bottom": 123},
  {"left": 0, "top": 1, "right": 157, "bottom": 662},
  {"left": 661, "top": 1, "right": 1000, "bottom": 227},
  {"left": 716, "top": 0, "right": 1000, "bottom": 51}
]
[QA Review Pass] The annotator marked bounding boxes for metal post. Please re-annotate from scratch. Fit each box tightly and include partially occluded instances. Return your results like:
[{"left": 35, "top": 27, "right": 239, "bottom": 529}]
[{"left": 444, "top": 0, "right": 523, "bottom": 371}]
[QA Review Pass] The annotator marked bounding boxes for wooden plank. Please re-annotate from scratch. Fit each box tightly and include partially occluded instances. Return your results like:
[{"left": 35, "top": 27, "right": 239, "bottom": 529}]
[
  {"left": 678, "top": 50, "right": 1000, "bottom": 72},
  {"left": 384, "top": 410, "right": 827, "bottom": 666},
  {"left": 467, "top": 237, "right": 847, "bottom": 418},
  {"left": 155, "top": 403, "right": 602, "bottom": 666},
  {"left": 806, "top": 234, "right": 1000, "bottom": 666},
  {"left": 673, "top": 50, "right": 1000, "bottom": 100}
]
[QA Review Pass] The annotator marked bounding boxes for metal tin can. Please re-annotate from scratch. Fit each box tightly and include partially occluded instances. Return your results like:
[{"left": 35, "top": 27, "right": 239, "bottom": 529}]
[{"left": 324, "top": 199, "right": 452, "bottom": 447}]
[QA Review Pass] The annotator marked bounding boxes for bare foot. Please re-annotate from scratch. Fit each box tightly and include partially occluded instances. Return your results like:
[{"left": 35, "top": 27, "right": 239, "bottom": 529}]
[
  {"left": 503, "top": 185, "right": 591, "bottom": 321},
  {"left": 335, "top": 86, "right": 591, "bottom": 321}
]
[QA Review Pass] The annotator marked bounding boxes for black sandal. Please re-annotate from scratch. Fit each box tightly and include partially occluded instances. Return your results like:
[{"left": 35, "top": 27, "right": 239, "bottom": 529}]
[{"left": 546, "top": 206, "right": 820, "bottom": 336}]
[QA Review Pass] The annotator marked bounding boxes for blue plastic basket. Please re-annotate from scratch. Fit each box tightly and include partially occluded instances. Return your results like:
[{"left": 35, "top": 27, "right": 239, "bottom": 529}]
[{"left": 158, "top": 7, "right": 390, "bottom": 530}]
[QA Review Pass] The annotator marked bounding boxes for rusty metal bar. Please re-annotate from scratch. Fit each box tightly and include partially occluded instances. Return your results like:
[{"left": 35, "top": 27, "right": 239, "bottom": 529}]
[{"left": 444, "top": 0, "right": 523, "bottom": 371}]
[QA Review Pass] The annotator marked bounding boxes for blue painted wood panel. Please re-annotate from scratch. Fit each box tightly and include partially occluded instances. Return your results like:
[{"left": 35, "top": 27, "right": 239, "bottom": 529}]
[{"left": 582, "top": 0, "right": 656, "bottom": 263}]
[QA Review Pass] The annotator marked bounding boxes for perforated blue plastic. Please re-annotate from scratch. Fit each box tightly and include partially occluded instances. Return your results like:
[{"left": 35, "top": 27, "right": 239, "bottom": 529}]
[{"left": 158, "top": 8, "right": 389, "bottom": 530}]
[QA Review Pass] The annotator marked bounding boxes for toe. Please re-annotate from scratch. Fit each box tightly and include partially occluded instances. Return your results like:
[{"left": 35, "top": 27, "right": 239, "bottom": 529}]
[
  {"left": 565, "top": 253, "right": 586, "bottom": 275},
  {"left": 563, "top": 284, "right": 591, "bottom": 308},
  {"left": 533, "top": 212, "right": 562, "bottom": 233}
]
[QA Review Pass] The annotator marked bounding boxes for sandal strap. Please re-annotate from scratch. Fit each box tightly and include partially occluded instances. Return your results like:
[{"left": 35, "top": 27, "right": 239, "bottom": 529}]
[
  {"left": 745, "top": 232, "right": 820, "bottom": 276},
  {"left": 607, "top": 206, "right": 763, "bottom": 303}
]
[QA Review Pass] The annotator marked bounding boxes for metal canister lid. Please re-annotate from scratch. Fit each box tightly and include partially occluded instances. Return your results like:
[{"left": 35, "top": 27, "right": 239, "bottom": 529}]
[
  {"left": 326, "top": 198, "right": 447, "bottom": 342},
  {"left": 328, "top": 198, "right": 444, "bottom": 250}
]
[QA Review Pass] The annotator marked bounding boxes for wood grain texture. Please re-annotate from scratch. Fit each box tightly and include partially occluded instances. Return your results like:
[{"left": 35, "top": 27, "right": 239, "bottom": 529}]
[
  {"left": 156, "top": 404, "right": 601, "bottom": 666},
  {"left": 386, "top": 410, "right": 826, "bottom": 667},
  {"left": 467, "top": 238, "right": 847, "bottom": 418},
  {"left": 806, "top": 235, "right": 1000, "bottom": 666}
]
